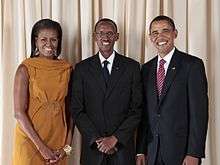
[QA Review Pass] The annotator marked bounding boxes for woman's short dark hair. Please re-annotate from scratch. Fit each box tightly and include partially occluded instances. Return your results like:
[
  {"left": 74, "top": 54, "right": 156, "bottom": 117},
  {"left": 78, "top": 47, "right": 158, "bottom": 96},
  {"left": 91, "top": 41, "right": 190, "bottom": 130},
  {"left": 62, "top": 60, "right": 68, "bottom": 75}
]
[{"left": 30, "top": 19, "right": 62, "bottom": 58}]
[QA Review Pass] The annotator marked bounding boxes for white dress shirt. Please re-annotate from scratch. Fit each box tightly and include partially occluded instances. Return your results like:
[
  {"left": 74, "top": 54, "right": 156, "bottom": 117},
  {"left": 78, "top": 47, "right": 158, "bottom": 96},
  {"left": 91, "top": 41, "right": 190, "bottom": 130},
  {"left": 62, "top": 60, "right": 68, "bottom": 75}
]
[
  {"left": 99, "top": 51, "right": 115, "bottom": 74},
  {"left": 157, "top": 47, "right": 175, "bottom": 75}
]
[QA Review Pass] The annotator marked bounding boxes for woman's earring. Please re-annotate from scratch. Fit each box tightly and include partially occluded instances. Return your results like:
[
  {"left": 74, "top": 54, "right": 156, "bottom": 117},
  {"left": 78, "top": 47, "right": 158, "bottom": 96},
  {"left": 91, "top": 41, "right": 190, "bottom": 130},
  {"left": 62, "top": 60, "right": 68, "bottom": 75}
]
[{"left": 35, "top": 48, "right": 39, "bottom": 56}]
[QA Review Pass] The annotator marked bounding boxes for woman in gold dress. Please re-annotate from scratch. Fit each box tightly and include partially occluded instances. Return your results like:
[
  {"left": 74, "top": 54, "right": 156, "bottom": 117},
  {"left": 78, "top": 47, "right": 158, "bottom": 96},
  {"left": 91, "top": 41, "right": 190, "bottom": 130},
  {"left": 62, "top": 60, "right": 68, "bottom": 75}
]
[{"left": 13, "top": 19, "right": 73, "bottom": 165}]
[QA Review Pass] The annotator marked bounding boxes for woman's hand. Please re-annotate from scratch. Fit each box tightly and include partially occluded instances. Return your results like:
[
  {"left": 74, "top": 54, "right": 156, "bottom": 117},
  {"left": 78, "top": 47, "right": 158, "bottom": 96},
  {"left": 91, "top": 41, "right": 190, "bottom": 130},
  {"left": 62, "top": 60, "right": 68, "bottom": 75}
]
[
  {"left": 38, "top": 144, "right": 59, "bottom": 164},
  {"left": 55, "top": 148, "right": 66, "bottom": 160}
]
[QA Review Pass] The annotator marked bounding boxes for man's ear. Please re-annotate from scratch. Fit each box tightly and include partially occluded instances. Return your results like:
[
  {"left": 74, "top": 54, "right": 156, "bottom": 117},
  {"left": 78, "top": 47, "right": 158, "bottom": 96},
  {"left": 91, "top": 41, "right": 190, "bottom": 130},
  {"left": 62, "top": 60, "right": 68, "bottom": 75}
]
[
  {"left": 93, "top": 32, "right": 98, "bottom": 41},
  {"left": 115, "top": 33, "right": 119, "bottom": 41},
  {"left": 174, "top": 29, "right": 178, "bottom": 38},
  {"left": 149, "top": 34, "right": 154, "bottom": 42}
]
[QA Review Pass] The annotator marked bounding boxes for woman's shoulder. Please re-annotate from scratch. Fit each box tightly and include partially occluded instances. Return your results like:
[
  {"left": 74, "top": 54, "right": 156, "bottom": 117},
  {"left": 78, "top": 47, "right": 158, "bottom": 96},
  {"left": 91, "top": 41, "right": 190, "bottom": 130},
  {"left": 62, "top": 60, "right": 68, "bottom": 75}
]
[
  {"left": 20, "top": 57, "right": 33, "bottom": 69},
  {"left": 58, "top": 59, "right": 72, "bottom": 68},
  {"left": 21, "top": 57, "right": 32, "bottom": 64},
  {"left": 20, "top": 57, "right": 72, "bottom": 70},
  {"left": 15, "top": 63, "right": 29, "bottom": 79}
]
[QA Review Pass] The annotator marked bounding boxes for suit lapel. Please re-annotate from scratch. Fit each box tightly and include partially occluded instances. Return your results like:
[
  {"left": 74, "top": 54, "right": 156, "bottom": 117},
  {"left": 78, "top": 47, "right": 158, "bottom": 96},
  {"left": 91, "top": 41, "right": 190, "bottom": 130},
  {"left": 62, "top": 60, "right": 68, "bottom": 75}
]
[
  {"left": 105, "top": 53, "right": 126, "bottom": 99},
  {"left": 89, "top": 54, "right": 107, "bottom": 93},
  {"left": 159, "top": 49, "right": 182, "bottom": 104}
]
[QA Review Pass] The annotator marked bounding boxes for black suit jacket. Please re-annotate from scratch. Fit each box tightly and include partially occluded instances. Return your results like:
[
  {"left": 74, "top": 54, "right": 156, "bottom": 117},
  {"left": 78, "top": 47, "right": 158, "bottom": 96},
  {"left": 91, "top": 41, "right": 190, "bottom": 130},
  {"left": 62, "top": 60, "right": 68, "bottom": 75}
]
[
  {"left": 70, "top": 52, "right": 142, "bottom": 165},
  {"left": 136, "top": 49, "right": 208, "bottom": 165}
]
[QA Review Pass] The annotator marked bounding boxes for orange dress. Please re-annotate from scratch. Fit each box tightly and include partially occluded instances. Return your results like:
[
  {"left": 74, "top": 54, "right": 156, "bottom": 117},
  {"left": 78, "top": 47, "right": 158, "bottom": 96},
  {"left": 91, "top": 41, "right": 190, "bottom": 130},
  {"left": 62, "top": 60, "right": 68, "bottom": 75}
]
[{"left": 13, "top": 57, "right": 72, "bottom": 165}]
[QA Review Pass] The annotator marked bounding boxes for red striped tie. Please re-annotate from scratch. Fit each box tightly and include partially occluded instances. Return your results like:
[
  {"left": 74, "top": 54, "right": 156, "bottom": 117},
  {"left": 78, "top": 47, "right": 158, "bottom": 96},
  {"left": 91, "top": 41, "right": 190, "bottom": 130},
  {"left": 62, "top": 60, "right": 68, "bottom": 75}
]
[{"left": 157, "top": 59, "right": 166, "bottom": 96}]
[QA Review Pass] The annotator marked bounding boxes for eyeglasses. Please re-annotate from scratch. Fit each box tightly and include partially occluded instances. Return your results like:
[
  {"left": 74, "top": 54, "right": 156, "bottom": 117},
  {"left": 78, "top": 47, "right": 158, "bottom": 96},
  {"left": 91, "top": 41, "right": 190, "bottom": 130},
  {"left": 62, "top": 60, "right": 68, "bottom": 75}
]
[{"left": 95, "top": 31, "right": 116, "bottom": 38}]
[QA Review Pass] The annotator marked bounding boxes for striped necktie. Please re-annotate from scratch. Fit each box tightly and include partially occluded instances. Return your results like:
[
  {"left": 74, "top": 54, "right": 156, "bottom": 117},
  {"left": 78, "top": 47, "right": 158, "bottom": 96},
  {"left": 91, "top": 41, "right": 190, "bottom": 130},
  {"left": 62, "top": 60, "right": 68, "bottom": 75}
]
[{"left": 157, "top": 59, "right": 166, "bottom": 96}]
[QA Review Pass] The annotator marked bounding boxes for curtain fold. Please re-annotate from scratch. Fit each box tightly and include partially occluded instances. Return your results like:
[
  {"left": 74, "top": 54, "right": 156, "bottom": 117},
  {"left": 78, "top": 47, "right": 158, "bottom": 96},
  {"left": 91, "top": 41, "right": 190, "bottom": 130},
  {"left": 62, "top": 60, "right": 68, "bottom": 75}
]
[{"left": 0, "top": 0, "right": 219, "bottom": 165}]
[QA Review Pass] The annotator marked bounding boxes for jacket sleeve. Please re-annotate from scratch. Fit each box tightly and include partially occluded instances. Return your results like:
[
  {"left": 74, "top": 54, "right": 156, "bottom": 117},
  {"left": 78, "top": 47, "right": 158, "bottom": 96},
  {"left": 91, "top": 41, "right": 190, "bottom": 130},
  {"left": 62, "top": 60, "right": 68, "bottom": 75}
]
[
  {"left": 136, "top": 104, "right": 148, "bottom": 154},
  {"left": 69, "top": 64, "right": 100, "bottom": 147},
  {"left": 113, "top": 62, "right": 143, "bottom": 147},
  {"left": 187, "top": 59, "right": 208, "bottom": 158},
  {"left": 135, "top": 65, "right": 149, "bottom": 155}
]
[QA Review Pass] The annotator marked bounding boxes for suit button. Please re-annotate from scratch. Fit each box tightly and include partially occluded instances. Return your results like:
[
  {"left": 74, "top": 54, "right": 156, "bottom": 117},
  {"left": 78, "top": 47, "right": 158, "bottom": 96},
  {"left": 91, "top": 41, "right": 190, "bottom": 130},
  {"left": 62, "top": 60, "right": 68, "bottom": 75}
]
[
  {"left": 157, "top": 114, "right": 161, "bottom": 117},
  {"left": 155, "top": 134, "right": 159, "bottom": 137}
]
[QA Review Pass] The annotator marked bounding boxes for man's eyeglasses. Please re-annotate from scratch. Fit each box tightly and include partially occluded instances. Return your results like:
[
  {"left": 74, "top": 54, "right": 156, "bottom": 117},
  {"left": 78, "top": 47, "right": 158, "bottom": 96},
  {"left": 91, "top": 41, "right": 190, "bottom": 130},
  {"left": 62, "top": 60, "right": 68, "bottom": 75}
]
[{"left": 95, "top": 31, "right": 116, "bottom": 38}]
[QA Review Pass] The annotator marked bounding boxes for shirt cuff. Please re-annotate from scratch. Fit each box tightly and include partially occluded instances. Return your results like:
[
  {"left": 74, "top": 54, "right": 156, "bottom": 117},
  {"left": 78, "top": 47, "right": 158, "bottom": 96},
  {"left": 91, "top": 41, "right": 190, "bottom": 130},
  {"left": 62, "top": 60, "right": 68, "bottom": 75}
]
[{"left": 136, "top": 154, "right": 145, "bottom": 156}]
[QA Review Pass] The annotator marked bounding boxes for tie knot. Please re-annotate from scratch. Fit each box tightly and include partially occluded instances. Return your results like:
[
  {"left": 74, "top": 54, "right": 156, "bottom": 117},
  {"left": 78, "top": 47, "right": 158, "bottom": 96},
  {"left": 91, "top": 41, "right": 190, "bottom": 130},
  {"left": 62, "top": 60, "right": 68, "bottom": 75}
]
[
  {"left": 103, "top": 60, "right": 109, "bottom": 67},
  {"left": 159, "top": 59, "right": 166, "bottom": 66}
]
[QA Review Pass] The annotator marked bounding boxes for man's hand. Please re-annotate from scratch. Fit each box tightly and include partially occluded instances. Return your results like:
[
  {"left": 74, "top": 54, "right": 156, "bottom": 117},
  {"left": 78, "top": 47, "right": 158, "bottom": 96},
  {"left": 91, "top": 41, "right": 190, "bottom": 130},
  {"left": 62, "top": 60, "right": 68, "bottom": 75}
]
[
  {"left": 96, "top": 136, "right": 118, "bottom": 153},
  {"left": 182, "top": 155, "right": 199, "bottom": 165},
  {"left": 106, "top": 147, "right": 118, "bottom": 155},
  {"left": 136, "top": 154, "right": 146, "bottom": 165}
]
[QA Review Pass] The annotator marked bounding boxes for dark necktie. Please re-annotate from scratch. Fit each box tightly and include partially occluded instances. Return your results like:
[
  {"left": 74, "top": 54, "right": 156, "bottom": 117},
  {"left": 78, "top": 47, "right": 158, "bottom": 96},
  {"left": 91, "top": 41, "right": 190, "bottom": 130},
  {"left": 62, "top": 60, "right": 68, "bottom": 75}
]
[
  {"left": 157, "top": 59, "right": 166, "bottom": 96},
  {"left": 103, "top": 60, "right": 110, "bottom": 86}
]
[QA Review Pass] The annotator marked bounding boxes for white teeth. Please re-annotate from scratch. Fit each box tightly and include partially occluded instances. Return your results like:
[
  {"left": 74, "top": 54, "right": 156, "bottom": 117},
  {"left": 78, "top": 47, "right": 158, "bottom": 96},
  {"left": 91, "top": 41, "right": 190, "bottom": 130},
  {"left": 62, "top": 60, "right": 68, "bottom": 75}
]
[
  {"left": 45, "top": 48, "right": 52, "bottom": 51},
  {"left": 103, "top": 42, "right": 110, "bottom": 45},
  {"left": 158, "top": 41, "right": 167, "bottom": 46}
]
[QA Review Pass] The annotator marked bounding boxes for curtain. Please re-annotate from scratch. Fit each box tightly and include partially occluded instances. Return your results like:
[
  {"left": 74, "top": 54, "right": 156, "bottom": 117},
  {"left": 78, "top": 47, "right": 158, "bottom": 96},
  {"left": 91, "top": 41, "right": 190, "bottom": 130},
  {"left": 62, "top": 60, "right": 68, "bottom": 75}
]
[{"left": 0, "top": 0, "right": 219, "bottom": 164}]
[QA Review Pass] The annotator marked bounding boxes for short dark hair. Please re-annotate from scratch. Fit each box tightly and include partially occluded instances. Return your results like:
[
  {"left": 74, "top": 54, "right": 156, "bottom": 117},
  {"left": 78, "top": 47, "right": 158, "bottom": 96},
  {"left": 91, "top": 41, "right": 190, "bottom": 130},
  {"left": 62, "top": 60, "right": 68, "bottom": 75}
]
[
  {"left": 94, "top": 18, "right": 118, "bottom": 33},
  {"left": 149, "top": 15, "right": 176, "bottom": 33},
  {"left": 30, "top": 19, "right": 62, "bottom": 58}
]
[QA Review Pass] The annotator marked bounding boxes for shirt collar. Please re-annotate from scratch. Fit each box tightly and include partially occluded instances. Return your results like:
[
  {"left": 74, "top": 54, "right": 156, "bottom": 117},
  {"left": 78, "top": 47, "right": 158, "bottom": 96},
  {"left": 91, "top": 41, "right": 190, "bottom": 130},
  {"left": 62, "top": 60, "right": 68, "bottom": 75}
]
[
  {"left": 99, "top": 51, "right": 115, "bottom": 65},
  {"left": 158, "top": 47, "right": 175, "bottom": 64}
]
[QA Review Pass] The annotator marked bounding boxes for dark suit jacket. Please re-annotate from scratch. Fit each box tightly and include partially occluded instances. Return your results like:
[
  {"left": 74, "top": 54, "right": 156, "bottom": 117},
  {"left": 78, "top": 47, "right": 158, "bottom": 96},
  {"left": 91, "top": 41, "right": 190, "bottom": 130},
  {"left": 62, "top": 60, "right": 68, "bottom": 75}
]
[
  {"left": 136, "top": 48, "right": 208, "bottom": 165},
  {"left": 70, "top": 52, "right": 142, "bottom": 165}
]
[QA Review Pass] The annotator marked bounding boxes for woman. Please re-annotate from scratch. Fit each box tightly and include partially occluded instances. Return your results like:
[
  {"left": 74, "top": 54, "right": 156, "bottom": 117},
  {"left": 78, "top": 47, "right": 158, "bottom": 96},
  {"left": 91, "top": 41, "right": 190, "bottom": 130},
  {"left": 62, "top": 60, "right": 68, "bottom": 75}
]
[{"left": 13, "top": 19, "right": 73, "bottom": 165}]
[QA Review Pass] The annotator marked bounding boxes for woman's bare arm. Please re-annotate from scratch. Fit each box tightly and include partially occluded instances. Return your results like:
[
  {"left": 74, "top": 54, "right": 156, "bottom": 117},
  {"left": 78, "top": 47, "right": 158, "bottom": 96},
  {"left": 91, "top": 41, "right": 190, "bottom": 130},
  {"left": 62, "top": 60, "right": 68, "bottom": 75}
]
[{"left": 14, "top": 64, "right": 58, "bottom": 161}]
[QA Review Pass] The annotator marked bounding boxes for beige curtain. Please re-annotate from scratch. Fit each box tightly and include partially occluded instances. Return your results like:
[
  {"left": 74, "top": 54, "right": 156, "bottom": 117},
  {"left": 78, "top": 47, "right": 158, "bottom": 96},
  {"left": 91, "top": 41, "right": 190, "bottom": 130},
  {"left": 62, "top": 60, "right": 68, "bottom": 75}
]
[{"left": 1, "top": 0, "right": 219, "bottom": 164}]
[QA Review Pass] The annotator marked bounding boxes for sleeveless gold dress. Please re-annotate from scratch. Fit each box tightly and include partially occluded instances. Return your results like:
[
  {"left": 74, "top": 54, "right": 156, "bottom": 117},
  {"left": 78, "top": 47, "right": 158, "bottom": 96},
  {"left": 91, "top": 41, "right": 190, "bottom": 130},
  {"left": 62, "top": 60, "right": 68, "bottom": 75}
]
[{"left": 13, "top": 57, "right": 71, "bottom": 165}]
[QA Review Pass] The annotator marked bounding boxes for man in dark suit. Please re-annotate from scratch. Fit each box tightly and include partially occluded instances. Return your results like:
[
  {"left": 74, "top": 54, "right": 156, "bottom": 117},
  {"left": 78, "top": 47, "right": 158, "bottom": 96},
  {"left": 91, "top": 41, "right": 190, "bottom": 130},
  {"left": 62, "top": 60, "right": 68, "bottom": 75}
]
[
  {"left": 136, "top": 15, "right": 208, "bottom": 165},
  {"left": 70, "top": 18, "right": 142, "bottom": 165}
]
